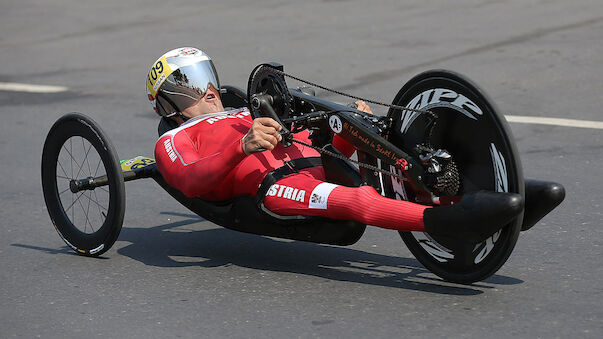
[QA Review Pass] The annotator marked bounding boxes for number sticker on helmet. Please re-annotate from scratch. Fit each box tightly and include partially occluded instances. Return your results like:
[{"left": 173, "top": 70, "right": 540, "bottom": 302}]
[{"left": 146, "top": 56, "right": 173, "bottom": 98}]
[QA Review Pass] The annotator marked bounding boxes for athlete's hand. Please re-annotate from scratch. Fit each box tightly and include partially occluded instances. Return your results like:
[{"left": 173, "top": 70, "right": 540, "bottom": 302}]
[
  {"left": 242, "top": 117, "right": 283, "bottom": 155},
  {"left": 354, "top": 100, "right": 373, "bottom": 114}
]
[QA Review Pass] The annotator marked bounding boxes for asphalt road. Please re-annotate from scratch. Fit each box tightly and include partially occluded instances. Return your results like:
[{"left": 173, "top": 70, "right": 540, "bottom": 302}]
[{"left": 1, "top": 0, "right": 602, "bottom": 337}]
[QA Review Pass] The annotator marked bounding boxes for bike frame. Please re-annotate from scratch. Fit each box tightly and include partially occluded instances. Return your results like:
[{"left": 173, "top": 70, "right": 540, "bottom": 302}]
[{"left": 286, "top": 88, "right": 436, "bottom": 204}]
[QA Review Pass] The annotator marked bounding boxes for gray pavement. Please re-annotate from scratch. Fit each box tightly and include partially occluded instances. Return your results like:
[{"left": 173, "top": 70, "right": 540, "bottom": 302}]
[{"left": 1, "top": 0, "right": 602, "bottom": 337}]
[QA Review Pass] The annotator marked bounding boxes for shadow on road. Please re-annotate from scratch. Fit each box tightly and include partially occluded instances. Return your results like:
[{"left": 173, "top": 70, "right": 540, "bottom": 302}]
[
  {"left": 14, "top": 212, "right": 523, "bottom": 296},
  {"left": 117, "top": 213, "right": 522, "bottom": 295}
]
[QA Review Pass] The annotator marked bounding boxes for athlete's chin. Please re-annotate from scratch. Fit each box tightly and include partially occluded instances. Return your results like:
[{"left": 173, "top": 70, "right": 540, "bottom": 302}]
[
  {"left": 209, "top": 103, "right": 224, "bottom": 113},
  {"left": 199, "top": 103, "right": 225, "bottom": 114}
]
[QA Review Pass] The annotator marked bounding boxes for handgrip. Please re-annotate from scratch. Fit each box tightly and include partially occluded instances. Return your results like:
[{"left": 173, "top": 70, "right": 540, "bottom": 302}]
[{"left": 251, "top": 94, "right": 292, "bottom": 147}]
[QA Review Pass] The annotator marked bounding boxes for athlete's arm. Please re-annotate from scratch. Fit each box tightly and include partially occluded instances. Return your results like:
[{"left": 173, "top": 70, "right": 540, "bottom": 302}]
[
  {"left": 155, "top": 117, "right": 283, "bottom": 197},
  {"left": 355, "top": 100, "right": 373, "bottom": 115},
  {"left": 242, "top": 117, "right": 282, "bottom": 154}
]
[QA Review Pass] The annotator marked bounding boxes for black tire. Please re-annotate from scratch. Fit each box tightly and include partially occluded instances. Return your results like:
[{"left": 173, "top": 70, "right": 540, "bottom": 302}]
[
  {"left": 41, "top": 113, "right": 125, "bottom": 256},
  {"left": 385, "top": 70, "right": 524, "bottom": 284}
]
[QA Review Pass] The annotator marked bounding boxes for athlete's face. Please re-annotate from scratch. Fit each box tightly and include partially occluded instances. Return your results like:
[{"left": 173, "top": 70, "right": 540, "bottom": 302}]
[{"left": 181, "top": 84, "right": 224, "bottom": 118}]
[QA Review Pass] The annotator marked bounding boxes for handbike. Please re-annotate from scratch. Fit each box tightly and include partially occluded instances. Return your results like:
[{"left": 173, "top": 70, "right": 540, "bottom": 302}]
[{"left": 41, "top": 62, "right": 565, "bottom": 284}]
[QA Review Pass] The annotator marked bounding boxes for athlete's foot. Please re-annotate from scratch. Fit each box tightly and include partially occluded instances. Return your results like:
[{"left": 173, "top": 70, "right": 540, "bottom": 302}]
[{"left": 423, "top": 191, "right": 524, "bottom": 243}]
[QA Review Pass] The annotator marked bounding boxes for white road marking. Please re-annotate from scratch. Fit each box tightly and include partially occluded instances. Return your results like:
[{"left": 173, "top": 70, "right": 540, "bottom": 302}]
[
  {"left": 505, "top": 115, "right": 603, "bottom": 130},
  {"left": 0, "top": 82, "right": 600, "bottom": 131},
  {"left": 0, "top": 82, "right": 68, "bottom": 93}
]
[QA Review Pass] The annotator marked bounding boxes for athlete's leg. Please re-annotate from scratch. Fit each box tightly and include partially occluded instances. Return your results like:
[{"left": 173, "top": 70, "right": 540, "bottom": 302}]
[
  {"left": 262, "top": 167, "right": 523, "bottom": 242},
  {"left": 262, "top": 168, "right": 428, "bottom": 232}
]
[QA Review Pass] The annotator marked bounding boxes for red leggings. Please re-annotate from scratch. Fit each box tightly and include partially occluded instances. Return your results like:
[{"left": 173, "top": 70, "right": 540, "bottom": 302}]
[{"left": 262, "top": 168, "right": 428, "bottom": 232}]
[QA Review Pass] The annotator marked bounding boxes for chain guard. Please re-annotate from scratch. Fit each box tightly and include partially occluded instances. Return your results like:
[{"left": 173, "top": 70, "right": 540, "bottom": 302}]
[{"left": 247, "top": 63, "right": 294, "bottom": 122}]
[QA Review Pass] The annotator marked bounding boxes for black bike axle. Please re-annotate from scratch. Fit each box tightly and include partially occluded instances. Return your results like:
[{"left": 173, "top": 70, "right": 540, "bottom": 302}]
[{"left": 69, "top": 164, "right": 158, "bottom": 193}]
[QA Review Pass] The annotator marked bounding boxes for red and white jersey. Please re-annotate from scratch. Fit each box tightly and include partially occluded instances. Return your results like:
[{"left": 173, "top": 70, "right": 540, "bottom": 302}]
[{"left": 154, "top": 108, "right": 323, "bottom": 201}]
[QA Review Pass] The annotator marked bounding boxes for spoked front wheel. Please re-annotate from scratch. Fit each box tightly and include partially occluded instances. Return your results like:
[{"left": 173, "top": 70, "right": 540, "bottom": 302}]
[
  {"left": 385, "top": 70, "right": 524, "bottom": 284},
  {"left": 41, "top": 113, "right": 125, "bottom": 256}
]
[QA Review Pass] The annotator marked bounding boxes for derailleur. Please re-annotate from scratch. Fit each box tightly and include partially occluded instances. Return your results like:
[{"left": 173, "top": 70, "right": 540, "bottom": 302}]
[{"left": 415, "top": 144, "right": 461, "bottom": 196}]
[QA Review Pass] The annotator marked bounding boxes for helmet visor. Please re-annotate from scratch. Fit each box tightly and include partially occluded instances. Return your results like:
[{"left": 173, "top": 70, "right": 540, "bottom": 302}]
[{"left": 156, "top": 60, "right": 220, "bottom": 117}]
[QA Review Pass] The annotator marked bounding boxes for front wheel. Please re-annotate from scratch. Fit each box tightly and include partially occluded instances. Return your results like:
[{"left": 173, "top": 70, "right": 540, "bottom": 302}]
[
  {"left": 384, "top": 70, "right": 524, "bottom": 284},
  {"left": 41, "top": 113, "right": 125, "bottom": 256}
]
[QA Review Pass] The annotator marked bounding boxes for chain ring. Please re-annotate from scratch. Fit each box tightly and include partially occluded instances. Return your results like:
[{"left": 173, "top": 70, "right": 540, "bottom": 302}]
[{"left": 248, "top": 65, "right": 294, "bottom": 121}]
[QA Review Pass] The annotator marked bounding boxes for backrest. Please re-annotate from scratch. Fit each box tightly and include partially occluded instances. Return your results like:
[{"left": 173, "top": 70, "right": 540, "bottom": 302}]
[{"left": 157, "top": 116, "right": 179, "bottom": 136}]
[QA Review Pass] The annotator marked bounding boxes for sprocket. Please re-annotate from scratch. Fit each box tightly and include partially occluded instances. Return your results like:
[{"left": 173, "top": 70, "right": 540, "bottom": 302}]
[{"left": 247, "top": 63, "right": 294, "bottom": 122}]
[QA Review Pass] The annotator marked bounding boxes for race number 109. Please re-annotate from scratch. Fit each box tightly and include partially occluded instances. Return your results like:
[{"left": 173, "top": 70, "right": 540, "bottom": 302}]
[{"left": 146, "top": 56, "right": 172, "bottom": 97}]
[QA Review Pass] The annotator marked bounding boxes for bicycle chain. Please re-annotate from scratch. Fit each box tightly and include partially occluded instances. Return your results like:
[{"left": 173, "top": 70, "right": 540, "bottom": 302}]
[
  {"left": 267, "top": 68, "right": 438, "bottom": 181},
  {"left": 291, "top": 138, "right": 406, "bottom": 180},
  {"left": 272, "top": 68, "right": 438, "bottom": 118}
]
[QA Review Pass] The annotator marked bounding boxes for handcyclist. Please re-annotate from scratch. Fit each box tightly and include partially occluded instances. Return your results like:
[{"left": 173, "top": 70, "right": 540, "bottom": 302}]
[{"left": 149, "top": 47, "right": 523, "bottom": 243}]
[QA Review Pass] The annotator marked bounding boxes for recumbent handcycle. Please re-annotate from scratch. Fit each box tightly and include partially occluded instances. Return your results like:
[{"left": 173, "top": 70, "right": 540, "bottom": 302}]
[{"left": 41, "top": 63, "right": 565, "bottom": 284}]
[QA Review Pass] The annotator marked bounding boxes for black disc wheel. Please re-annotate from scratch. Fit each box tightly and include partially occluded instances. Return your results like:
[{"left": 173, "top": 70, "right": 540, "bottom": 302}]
[
  {"left": 41, "top": 113, "right": 125, "bottom": 256},
  {"left": 385, "top": 70, "right": 524, "bottom": 284}
]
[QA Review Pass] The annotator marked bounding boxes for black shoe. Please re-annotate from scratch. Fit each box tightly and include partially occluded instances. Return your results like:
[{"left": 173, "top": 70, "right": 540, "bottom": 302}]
[{"left": 423, "top": 191, "right": 524, "bottom": 243}]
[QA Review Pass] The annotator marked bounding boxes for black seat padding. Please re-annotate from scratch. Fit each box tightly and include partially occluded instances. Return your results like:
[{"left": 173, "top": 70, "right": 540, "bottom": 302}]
[
  {"left": 158, "top": 116, "right": 179, "bottom": 136},
  {"left": 152, "top": 174, "right": 365, "bottom": 245}
]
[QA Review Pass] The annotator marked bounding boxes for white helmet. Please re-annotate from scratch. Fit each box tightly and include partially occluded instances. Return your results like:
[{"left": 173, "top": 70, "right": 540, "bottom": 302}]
[{"left": 146, "top": 47, "right": 220, "bottom": 117}]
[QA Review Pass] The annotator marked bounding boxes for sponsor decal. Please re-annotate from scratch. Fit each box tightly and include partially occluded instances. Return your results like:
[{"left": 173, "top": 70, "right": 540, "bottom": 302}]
[
  {"left": 400, "top": 88, "right": 483, "bottom": 134},
  {"left": 89, "top": 244, "right": 105, "bottom": 255},
  {"left": 163, "top": 139, "right": 177, "bottom": 162},
  {"left": 178, "top": 47, "right": 199, "bottom": 56},
  {"left": 121, "top": 156, "right": 156, "bottom": 171},
  {"left": 206, "top": 110, "right": 250, "bottom": 125},
  {"left": 54, "top": 223, "right": 78, "bottom": 251},
  {"left": 266, "top": 184, "right": 306, "bottom": 202},
  {"left": 490, "top": 143, "right": 509, "bottom": 193},
  {"left": 473, "top": 229, "right": 501, "bottom": 264},
  {"left": 310, "top": 193, "right": 325, "bottom": 205},
  {"left": 343, "top": 122, "right": 402, "bottom": 164},
  {"left": 123, "top": 156, "right": 144, "bottom": 167},
  {"left": 308, "top": 183, "right": 338, "bottom": 209},
  {"left": 389, "top": 165, "right": 408, "bottom": 201},
  {"left": 414, "top": 232, "right": 455, "bottom": 263},
  {"left": 329, "top": 115, "right": 343, "bottom": 133},
  {"left": 469, "top": 143, "right": 509, "bottom": 264}
]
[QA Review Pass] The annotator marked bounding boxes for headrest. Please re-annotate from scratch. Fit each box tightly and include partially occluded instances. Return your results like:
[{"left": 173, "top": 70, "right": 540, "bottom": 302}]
[{"left": 157, "top": 117, "right": 180, "bottom": 136}]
